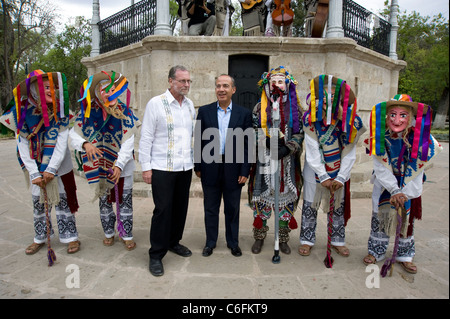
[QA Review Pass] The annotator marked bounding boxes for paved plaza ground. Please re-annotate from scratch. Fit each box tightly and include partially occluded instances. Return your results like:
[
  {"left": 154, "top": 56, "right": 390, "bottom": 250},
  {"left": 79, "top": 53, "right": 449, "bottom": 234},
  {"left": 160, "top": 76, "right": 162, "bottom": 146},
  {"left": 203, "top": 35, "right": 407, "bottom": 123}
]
[{"left": 0, "top": 138, "right": 448, "bottom": 306}]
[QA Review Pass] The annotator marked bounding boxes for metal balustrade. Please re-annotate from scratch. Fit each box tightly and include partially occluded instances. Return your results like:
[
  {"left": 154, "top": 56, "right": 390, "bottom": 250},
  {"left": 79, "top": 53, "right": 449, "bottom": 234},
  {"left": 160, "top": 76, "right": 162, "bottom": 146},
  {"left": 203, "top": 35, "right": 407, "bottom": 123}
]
[
  {"left": 98, "top": 0, "right": 156, "bottom": 54},
  {"left": 343, "top": 0, "right": 391, "bottom": 56},
  {"left": 97, "top": 0, "right": 391, "bottom": 56}
]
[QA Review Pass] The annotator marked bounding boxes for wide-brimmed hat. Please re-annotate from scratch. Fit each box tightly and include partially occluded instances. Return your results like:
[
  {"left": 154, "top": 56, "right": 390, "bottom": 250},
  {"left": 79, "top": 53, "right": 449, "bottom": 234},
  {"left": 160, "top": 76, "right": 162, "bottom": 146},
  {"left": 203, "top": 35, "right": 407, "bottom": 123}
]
[
  {"left": 12, "top": 69, "right": 69, "bottom": 129},
  {"left": 369, "top": 94, "right": 433, "bottom": 161},
  {"left": 307, "top": 74, "right": 358, "bottom": 143},
  {"left": 310, "top": 74, "right": 356, "bottom": 106},
  {"left": 78, "top": 71, "right": 129, "bottom": 118},
  {"left": 385, "top": 94, "right": 430, "bottom": 116}
]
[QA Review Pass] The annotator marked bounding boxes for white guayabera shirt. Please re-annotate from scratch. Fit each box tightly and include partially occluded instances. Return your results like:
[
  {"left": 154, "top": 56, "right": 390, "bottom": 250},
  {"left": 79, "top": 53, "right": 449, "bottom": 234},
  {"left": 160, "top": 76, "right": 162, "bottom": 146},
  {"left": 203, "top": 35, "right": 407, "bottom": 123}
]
[{"left": 139, "top": 89, "right": 195, "bottom": 172}]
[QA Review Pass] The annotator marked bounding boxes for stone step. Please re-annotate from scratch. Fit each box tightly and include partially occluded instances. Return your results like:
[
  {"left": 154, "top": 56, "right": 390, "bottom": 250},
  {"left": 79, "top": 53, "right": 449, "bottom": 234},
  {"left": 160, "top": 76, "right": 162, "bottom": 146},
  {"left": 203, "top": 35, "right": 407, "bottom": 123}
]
[
  {"left": 349, "top": 181, "right": 374, "bottom": 198},
  {"left": 133, "top": 180, "right": 373, "bottom": 199}
]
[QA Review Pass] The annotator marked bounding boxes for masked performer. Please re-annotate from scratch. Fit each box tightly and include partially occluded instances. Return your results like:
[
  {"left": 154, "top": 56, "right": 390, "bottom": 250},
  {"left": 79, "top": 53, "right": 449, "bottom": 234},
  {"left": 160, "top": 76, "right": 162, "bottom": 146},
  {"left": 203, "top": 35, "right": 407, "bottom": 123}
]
[
  {"left": 299, "top": 74, "right": 366, "bottom": 259},
  {"left": 363, "top": 94, "right": 442, "bottom": 274},
  {"left": 239, "top": 0, "right": 267, "bottom": 36},
  {"left": 248, "top": 66, "right": 304, "bottom": 254},
  {"left": 0, "top": 70, "right": 80, "bottom": 255},
  {"left": 70, "top": 71, "right": 140, "bottom": 251}
]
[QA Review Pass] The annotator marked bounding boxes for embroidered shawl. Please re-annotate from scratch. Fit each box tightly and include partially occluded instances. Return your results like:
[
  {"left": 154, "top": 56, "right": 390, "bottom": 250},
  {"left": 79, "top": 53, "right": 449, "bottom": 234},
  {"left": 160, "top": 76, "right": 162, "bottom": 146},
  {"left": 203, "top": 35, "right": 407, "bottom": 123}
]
[
  {"left": 303, "top": 111, "right": 366, "bottom": 213},
  {"left": 365, "top": 129, "right": 442, "bottom": 236},
  {"left": 73, "top": 100, "right": 139, "bottom": 199}
]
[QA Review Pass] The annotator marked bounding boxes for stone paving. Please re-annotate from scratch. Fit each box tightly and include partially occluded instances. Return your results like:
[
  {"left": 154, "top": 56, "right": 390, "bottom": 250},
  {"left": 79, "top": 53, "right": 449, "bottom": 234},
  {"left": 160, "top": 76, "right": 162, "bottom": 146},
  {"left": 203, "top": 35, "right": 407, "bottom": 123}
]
[{"left": 0, "top": 138, "right": 448, "bottom": 302}]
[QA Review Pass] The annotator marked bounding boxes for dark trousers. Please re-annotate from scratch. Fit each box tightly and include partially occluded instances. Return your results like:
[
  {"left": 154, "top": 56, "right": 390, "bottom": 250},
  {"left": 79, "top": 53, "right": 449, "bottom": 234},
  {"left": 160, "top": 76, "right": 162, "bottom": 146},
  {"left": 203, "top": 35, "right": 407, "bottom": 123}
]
[
  {"left": 203, "top": 163, "right": 242, "bottom": 249},
  {"left": 149, "top": 169, "right": 192, "bottom": 260}
]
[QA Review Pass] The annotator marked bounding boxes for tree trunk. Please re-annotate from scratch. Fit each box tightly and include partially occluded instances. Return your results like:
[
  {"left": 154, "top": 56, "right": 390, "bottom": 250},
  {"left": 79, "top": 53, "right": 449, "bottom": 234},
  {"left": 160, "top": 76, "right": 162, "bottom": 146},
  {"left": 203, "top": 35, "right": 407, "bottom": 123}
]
[{"left": 433, "top": 87, "right": 449, "bottom": 129}]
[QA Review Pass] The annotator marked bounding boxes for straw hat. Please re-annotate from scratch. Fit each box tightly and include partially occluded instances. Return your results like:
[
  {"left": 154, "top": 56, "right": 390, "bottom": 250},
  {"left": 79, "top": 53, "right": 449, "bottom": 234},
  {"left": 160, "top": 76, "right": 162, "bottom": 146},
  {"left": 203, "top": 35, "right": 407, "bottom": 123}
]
[
  {"left": 78, "top": 71, "right": 129, "bottom": 118},
  {"left": 306, "top": 74, "right": 359, "bottom": 143},
  {"left": 385, "top": 94, "right": 430, "bottom": 116},
  {"left": 310, "top": 74, "right": 355, "bottom": 106},
  {"left": 11, "top": 69, "right": 69, "bottom": 128},
  {"left": 369, "top": 94, "right": 433, "bottom": 160}
]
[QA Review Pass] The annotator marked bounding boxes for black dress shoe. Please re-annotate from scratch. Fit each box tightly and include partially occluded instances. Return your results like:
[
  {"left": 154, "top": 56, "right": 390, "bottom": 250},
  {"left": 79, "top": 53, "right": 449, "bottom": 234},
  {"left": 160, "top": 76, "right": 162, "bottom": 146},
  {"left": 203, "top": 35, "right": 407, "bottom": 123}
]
[
  {"left": 169, "top": 244, "right": 192, "bottom": 257},
  {"left": 149, "top": 259, "right": 164, "bottom": 276},
  {"left": 202, "top": 246, "right": 214, "bottom": 257},
  {"left": 230, "top": 246, "right": 242, "bottom": 257}
]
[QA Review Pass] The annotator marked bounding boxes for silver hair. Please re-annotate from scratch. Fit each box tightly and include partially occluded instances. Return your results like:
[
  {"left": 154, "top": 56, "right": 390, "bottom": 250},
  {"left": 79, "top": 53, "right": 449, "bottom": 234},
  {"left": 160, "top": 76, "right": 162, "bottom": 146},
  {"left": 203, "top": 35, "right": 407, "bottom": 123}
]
[{"left": 168, "top": 65, "right": 189, "bottom": 80}]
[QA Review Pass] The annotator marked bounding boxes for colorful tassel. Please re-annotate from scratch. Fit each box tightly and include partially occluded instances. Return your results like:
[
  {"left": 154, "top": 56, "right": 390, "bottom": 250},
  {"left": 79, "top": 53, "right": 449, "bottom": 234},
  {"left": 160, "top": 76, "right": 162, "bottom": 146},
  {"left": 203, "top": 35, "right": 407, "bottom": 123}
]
[
  {"left": 381, "top": 207, "right": 403, "bottom": 277},
  {"left": 288, "top": 216, "right": 298, "bottom": 229},
  {"left": 47, "top": 248, "right": 56, "bottom": 267},
  {"left": 253, "top": 214, "right": 263, "bottom": 229}
]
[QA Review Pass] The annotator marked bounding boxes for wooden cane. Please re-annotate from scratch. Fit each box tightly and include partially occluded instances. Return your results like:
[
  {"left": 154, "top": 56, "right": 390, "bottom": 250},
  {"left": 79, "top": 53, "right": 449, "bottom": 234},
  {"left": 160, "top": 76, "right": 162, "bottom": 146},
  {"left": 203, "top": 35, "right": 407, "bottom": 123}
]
[
  {"left": 381, "top": 206, "right": 403, "bottom": 277},
  {"left": 324, "top": 193, "right": 334, "bottom": 268},
  {"left": 42, "top": 186, "right": 56, "bottom": 266}
]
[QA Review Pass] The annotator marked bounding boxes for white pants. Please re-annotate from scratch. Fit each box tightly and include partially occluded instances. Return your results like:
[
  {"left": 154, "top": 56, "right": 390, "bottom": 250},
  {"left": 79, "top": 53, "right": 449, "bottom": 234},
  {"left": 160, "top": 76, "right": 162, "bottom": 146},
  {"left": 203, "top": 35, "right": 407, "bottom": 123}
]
[{"left": 31, "top": 178, "right": 78, "bottom": 244}]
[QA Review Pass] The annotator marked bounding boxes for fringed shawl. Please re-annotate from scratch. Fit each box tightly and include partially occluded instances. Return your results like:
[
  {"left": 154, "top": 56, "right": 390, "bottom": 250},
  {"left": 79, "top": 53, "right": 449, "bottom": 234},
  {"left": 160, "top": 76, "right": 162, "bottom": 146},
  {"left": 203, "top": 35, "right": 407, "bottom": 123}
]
[
  {"left": 365, "top": 129, "right": 442, "bottom": 236},
  {"left": 73, "top": 100, "right": 139, "bottom": 200}
]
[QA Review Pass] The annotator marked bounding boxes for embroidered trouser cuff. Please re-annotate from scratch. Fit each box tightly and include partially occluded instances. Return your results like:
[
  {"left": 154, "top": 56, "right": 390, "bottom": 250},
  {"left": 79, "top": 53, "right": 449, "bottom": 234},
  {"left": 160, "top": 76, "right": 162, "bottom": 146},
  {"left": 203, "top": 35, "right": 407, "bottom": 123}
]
[
  {"left": 99, "top": 189, "right": 134, "bottom": 240},
  {"left": 299, "top": 201, "right": 346, "bottom": 246},
  {"left": 367, "top": 211, "right": 415, "bottom": 262},
  {"left": 32, "top": 194, "right": 78, "bottom": 244}
]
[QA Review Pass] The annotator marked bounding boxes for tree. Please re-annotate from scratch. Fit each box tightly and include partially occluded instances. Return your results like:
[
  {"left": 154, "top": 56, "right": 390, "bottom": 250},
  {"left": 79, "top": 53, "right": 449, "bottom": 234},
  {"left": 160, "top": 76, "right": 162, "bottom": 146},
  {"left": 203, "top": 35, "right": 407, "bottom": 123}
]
[
  {"left": 290, "top": 0, "right": 307, "bottom": 37},
  {"left": 169, "top": 0, "right": 179, "bottom": 33},
  {"left": 1, "top": 0, "right": 57, "bottom": 111},
  {"left": 34, "top": 17, "right": 91, "bottom": 112},
  {"left": 395, "top": 10, "right": 449, "bottom": 128}
]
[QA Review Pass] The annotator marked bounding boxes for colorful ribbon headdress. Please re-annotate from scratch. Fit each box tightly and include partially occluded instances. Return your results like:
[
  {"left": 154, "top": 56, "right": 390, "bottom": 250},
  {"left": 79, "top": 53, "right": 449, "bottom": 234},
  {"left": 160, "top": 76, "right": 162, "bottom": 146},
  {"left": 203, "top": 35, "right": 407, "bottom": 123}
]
[
  {"left": 12, "top": 69, "right": 69, "bottom": 131},
  {"left": 257, "top": 66, "right": 302, "bottom": 137},
  {"left": 307, "top": 74, "right": 358, "bottom": 143},
  {"left": 78, "top": 71, "right": 130, "bottom": 118},
  {"left": 369, "top": 94, "right": 432, "bottom": 161}
]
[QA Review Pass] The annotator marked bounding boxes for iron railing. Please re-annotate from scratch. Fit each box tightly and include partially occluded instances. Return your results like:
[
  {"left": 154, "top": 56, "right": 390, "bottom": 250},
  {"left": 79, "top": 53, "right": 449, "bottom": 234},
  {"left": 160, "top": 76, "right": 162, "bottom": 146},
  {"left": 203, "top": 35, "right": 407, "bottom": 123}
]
[
  {"left": 343, "top": 0, "right": 391, "bottom": 56},
  {"left": 97, "top": 0, "right": 391, "bottom": 56},
  {"left": 98, "top": 0, "right": 156, "bottom": 54}
]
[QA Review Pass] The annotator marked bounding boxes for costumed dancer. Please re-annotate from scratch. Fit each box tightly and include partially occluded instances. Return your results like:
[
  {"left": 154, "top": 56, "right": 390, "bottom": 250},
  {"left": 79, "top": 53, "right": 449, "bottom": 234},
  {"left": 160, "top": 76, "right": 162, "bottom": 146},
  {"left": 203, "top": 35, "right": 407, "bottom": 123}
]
[
  {"left": 176, "top": 0, "right": 192, "bottom": 35},
  {"left": 248, "top": 66, "right": 304, "bottom": 255},
  {"left": 0, "top": 70, "right": 81, "bottom": 257},
  {"left": 213, "top": 0, "right": 235, "bottom": 36},
  {"left": 299, "top": 75, "right": 366, "bottom": 260},
  {"left": 363, "top": 94, "right": 442, "bottom": 275},
  {"left": 239, "top": 0, "right": 267, "bottom": 36},
  {"left": 265, "top": 0, "right": 294, "bottom": 37},
  {"left": 70, "top": 71, "right": 140, "bottom": 251}
]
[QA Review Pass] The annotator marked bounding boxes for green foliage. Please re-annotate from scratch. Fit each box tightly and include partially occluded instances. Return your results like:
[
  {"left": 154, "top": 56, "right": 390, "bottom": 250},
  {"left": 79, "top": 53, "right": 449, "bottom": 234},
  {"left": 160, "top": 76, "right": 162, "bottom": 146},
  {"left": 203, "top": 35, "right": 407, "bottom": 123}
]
[
  {"left": 33, "top": 17, "right": 91, "bottom": 112},
  {"left": 290, "top": 0, "right": 307, "bottom": 37},
  {"left": 169, "top": 0, "right": 180, "bottom": 31},
  {"left": 1, "top": 0, "right": 57, "bottom": 109},
  {"left": 396, "top": 11, "right": 449, "bottom": 109}
]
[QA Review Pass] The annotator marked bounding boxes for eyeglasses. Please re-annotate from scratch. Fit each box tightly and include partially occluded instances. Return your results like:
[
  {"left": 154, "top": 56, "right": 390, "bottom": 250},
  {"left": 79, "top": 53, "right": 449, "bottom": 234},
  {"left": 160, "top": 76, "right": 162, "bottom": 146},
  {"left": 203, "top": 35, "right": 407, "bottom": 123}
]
[{"left": 173, "top": 79, "right": 192, "bottom": 85}]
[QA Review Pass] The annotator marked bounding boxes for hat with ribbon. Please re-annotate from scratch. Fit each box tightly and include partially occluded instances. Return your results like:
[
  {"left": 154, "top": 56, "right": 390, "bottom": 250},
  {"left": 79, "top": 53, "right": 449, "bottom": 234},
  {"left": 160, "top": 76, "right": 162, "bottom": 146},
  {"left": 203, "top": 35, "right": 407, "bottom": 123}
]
[
  {"left": 12, "top": 69, "right": 69, "bottom": 130},
  {"left": 78, "top": 71, "right": 130, "bottom": 118},
  {"left": 368, "top": 94, "right": 432, "bottom": 161},
  {"left": 307, "top": 74, "right": 358, "bottom": 143}
]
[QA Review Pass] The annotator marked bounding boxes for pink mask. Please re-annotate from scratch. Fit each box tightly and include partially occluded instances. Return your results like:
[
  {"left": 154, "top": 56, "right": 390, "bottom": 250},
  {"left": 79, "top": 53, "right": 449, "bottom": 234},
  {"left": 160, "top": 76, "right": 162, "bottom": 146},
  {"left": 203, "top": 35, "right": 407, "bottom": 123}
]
[
  {"left": 269, "top": 74, "right": 286, "bottom": 93},
  {"left": 387, "top": 106, "right": 411, "bottom": 133},
  {"left": 42, "top": 80, "right": 53, "bottom": 104}
]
